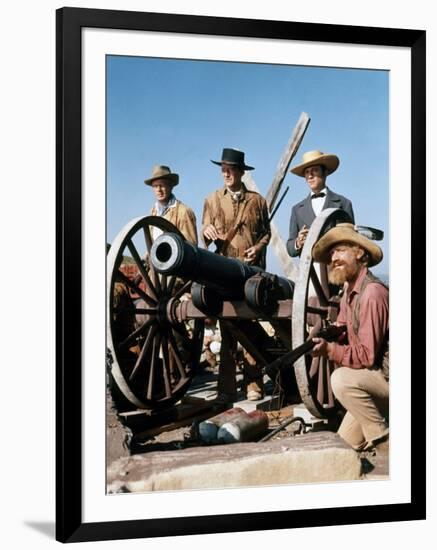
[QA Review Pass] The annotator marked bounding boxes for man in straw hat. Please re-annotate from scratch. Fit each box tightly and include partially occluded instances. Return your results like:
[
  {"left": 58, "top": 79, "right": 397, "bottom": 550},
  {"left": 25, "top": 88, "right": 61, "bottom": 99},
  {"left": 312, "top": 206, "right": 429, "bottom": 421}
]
[
  {"left": 202, "top": 148, "right": 271, "bottom": 402},
  {"left": 286, "top": 150, "right": 354, "bottom": 257},
  {"left": 311, "top": 223, "right": 389, "bottom": 452},
  {"left": 145, "top": 164, "right": 197, "bottom": 244}
]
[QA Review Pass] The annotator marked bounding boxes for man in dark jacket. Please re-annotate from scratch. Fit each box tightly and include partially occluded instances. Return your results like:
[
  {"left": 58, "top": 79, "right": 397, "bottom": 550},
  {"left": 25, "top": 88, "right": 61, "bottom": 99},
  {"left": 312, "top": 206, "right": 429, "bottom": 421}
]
[{"left": 286, "top": 150, "right": 354, "bottom": 257}]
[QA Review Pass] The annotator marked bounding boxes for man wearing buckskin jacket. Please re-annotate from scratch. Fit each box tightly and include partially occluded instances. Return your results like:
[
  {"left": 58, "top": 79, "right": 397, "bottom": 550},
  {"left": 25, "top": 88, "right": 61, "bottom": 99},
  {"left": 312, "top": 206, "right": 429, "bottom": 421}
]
[{"left": 202, "top": 148, "right": 271, "bottom": 403}]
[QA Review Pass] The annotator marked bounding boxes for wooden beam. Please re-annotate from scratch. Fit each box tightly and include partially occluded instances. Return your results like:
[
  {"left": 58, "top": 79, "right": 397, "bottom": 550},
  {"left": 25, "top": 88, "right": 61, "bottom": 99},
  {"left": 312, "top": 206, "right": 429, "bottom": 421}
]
[{"left": 265, "top": 111, "right": 311, "bottom": 212}]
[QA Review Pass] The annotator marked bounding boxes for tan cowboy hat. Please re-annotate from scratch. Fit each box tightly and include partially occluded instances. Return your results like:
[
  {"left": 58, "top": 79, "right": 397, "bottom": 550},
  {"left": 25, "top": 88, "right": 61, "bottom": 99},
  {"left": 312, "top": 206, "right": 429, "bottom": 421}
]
[
  {"left": 290, "top": 150, "right": 340, "bottom": 177},
  {"left": 312, "top": 223, "right": 383, "bottom": 267},
  {"left": 144, "top": 165, "right": 179, "bottom": 186}
]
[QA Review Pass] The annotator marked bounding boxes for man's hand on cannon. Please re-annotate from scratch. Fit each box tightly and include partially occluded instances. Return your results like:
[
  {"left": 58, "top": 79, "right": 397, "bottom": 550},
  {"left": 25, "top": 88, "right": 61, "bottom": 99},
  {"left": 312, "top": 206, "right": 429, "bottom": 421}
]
[
  {"left": 244, "top": 244, "right": 261, "bottom": 263},
  {"left": 295, "top": 224, "right": 309, "bottom": 251}
]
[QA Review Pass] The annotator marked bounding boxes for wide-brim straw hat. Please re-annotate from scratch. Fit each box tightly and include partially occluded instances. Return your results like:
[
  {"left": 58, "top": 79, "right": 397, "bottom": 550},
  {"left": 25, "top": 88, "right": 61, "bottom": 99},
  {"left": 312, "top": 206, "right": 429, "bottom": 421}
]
[
  {"left": 211, "top": 148, "right": 254, "bottom": 171},
  {"left": 290, "top": 150, "right": 339, "bottom": 177},
  {"left": 144, "top": 165, "right": 179, "bottom": 186},
  {"left": 312, "top": 223, "right": 383, "bottom": 267}
]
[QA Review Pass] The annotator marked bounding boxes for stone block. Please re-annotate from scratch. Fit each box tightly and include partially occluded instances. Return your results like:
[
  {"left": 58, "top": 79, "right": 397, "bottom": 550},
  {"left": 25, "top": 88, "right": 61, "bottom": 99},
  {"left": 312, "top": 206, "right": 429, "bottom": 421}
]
[{"left": 107, "top": 431, "right": 362, "bottom": 493}]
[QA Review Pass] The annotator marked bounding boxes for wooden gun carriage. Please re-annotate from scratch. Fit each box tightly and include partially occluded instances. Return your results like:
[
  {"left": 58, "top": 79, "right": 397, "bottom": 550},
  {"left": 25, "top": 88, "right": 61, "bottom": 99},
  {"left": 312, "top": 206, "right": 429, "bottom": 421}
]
[{"left": 107, "top": 207, "right": 352, "bottom": 420}]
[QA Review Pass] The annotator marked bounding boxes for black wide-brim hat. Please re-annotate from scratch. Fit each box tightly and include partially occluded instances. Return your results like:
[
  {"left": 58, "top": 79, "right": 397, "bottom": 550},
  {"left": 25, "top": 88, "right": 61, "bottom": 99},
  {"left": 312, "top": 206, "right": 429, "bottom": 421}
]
[{"left": 211, "top": 148, "right": 254, "bottom": 171}]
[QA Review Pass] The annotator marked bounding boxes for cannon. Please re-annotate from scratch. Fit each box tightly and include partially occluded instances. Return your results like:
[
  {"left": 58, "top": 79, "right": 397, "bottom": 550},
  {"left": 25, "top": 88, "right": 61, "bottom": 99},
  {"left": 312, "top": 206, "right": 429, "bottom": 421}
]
[
  {"left": 150, "top": 232, "right": 294, "bottom": 313},
  {"left": 107, "top": 208, "right": 352, "bottom": 418}
]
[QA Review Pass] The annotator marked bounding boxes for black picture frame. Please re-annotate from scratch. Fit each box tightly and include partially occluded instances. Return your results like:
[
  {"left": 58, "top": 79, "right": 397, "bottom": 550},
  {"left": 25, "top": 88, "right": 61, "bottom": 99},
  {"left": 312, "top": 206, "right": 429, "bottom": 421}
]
[{"left": 56, "top": 7, "right": 426, "bottom": 543}]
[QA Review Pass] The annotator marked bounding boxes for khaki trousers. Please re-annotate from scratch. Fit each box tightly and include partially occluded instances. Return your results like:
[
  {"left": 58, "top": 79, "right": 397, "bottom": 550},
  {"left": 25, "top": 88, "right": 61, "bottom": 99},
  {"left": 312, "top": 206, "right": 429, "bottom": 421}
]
[{"left": 331, "top": 367, "right": 389, "bottom": 451}]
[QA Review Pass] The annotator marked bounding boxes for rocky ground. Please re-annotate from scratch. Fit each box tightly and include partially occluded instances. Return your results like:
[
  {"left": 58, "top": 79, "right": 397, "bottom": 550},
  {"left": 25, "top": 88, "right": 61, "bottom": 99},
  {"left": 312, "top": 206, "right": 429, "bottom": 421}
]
[{"left": 106, "top": 365, "right": 388, "bottom": 489}]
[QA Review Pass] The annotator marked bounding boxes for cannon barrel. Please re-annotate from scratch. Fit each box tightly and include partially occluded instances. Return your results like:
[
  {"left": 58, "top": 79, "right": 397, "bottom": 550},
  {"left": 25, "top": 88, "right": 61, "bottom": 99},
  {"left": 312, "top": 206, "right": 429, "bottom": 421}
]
[{"left": 150, "top": 232, "right": 293, "bottom": 302}]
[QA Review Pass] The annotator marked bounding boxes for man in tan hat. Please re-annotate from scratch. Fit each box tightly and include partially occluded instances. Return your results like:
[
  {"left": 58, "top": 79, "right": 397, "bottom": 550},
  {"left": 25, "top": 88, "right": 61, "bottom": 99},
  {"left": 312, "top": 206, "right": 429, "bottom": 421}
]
[
  {"left": 286, "top": 150, "right": 354, "bottom": 257},
  {"left": 311, "top": 223, "right": 389, "bottom": 452},
  {"left": 202, "top": 148, "right": 271, "bottom": 402},
  {"left": 145, "top": 164, "right": 197, "bottom": 244}
]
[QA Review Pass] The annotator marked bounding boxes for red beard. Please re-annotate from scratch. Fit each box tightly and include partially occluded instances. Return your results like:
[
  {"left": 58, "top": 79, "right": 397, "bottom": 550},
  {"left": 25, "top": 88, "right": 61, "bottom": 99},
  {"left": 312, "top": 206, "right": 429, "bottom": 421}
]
[{"left": 328, "top": 261, "right": 360, "bottom": 285}]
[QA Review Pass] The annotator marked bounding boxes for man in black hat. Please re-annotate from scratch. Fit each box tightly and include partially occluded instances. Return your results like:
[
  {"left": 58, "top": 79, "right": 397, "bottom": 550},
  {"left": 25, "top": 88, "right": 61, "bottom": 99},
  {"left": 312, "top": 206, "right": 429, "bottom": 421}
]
[
  {"left": 286, "top": 150, "right": 354, "bottom": 257},
  {"left": 202, "top": 148, "right": 271, "bottom": 402}
]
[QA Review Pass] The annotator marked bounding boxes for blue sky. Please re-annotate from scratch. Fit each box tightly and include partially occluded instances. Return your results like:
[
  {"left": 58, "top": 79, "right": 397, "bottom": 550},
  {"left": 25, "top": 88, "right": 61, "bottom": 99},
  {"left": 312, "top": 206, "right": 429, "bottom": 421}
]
[{"left": 107, "top": 56, "right": 389, "bottom": 276}]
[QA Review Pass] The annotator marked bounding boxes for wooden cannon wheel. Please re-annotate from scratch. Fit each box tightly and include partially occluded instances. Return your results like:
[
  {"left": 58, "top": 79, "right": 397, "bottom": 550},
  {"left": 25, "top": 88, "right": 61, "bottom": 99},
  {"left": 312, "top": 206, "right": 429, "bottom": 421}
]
[
  {"left": 107, "top": 216, "right": 204, "bottom": 410},
  {"left": 292, "top": 207, "right": 352, "bottom": 419}
]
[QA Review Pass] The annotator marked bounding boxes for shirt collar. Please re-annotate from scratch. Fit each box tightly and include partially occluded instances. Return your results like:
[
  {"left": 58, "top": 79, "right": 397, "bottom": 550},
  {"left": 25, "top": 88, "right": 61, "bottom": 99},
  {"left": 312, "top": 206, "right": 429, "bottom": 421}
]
[
  {"left": 155, "top": 193, "right": 177, "bottom": 215},
  {"left": 221, "top": 183, "right": 247, "bottom": 199}
]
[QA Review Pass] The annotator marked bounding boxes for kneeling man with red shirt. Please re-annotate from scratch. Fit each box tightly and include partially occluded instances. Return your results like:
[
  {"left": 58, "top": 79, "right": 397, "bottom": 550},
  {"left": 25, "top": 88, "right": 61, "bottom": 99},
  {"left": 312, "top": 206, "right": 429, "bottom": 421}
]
[{"left": 311, "top": 223, "right": 389, "bottom": 452}]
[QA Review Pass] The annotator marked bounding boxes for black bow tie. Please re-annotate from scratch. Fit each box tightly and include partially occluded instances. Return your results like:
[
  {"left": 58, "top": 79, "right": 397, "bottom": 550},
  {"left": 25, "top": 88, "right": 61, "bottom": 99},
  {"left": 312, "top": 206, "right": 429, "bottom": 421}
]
[{"left": 311, "top": 192, "right": 326, "bottom": 199}]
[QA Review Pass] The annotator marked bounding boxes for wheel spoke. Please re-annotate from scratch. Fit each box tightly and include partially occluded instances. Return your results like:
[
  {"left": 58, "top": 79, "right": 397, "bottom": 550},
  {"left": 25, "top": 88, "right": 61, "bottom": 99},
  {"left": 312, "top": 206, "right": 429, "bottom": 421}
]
[
  {"left": 167, "top": 275, "right": 177, "bottom": 295},
  {"left": 113, "top": 306, "right": 156, "bottom": 316},
  {"left": 316, "top": 356, "right": 332, "bottom": 407},
  {"left": 167, "top": 330, "right": 188, "bottom": 380},
  {"left": 309, "top": 264, "right": 329, "bottom": 307},
  {"left": 115, "top": 269, "right": 157, "bottom": 307},
  {"left": 147, "top": 332, "right": 162, "bottom": 400},
  {"left": 134, "top": 308, "right": 157, "bottom": 315},
  {"left": 143, "top": 225, "right": 162, "bottom": 294},
  {"left": 129, "top": 324, "right": 158, "bottom": 381},
  {"left": 160, "top": 273, "right": 167, "bottom": 294},
  {"left": 309, "top": 356, "right": 320, "bottom": 378},
  {"left": 317, "top": 355, "right": 326, "bottom": 404},
  {"left": 142, "top": 224, "right": 153, "bottom": 254},
  {"left": 326, "top": 359, "right": 335, "bottom": 407},
  {"left": 126, "top": 239, "right": 158, "bottom": 300},
  {"left": 306, "top": 305, "right": 328, "bottom": 317},
  {"left": 119, "top": 316, "right": 154, "bottom": 351},
  {"left": 161, "top": 335, "right": 172, "bottom": 399},
  {"left": 172, "top": 280, "right": 192, "bottom": 300},
  {"left": 172, "top": 322, "right": 191, "bottom": 347}
]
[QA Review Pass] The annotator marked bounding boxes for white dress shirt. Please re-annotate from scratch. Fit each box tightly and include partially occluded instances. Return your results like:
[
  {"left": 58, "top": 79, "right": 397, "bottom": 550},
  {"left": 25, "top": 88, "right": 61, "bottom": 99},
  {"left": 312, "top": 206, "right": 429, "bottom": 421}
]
[{"left": 311, "top": 186, "right": 328, "bottom": 217}]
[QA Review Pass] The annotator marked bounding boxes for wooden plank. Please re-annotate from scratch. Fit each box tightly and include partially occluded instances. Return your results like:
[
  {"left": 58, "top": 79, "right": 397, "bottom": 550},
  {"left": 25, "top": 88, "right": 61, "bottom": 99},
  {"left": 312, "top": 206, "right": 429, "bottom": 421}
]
[
  {"left": 265, "top": 111, "right": 311, "bottom": 212},
  {"left": 242, "top": 112, "right": 310, "bottom": 282},
  {"left": 131, "top": 404, "right": 227, "bottom": 440},
  {"left": 119, "top": 397, "right": 221, "bottom": 428},
  {"left": 178, "top": 298, "right": 293, "bottom": 320},
  {"left": 243, "top": 172, "right": 299, "bottom": 281}
]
